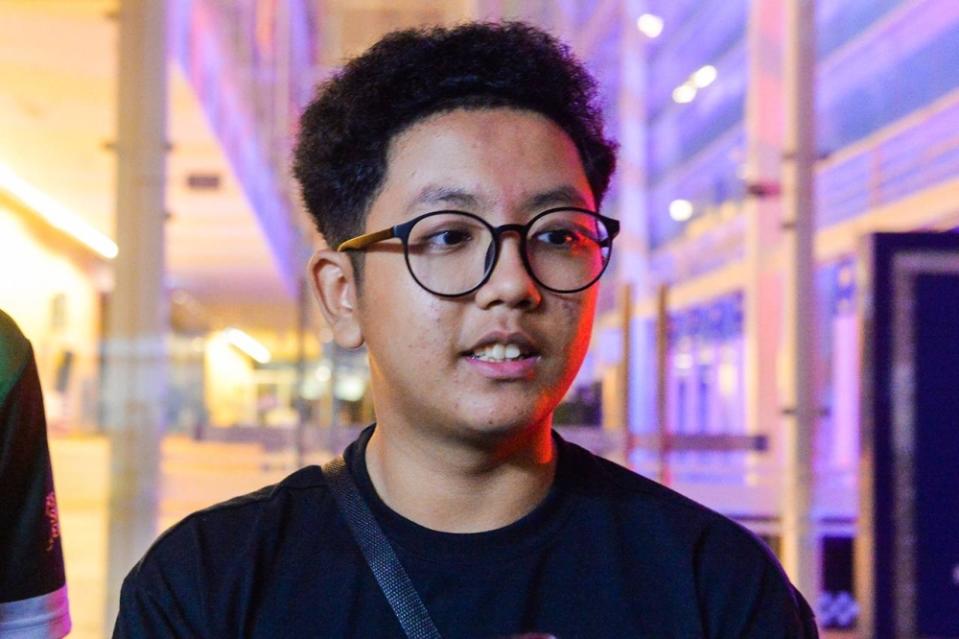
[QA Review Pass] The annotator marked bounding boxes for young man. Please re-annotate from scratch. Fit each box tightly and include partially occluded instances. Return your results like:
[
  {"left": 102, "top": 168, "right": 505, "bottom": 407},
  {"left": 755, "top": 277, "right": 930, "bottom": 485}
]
[{"left": 115, "top": 22, "right": 818, "bottom": 637}]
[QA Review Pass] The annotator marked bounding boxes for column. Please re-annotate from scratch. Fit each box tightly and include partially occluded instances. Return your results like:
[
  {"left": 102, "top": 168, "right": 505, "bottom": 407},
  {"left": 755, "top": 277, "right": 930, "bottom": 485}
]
[
  {"left": 780, "top": 0, "right": 820, "bottom": 604},
  {"left": 102, "top": 0, "right": 168, "bottom": 627},
  {"left": 743, "top": 0, "right": 787, "bottom": 519},
  {"left": 618, "top": 0, "right": 654, "bottom": 460}
]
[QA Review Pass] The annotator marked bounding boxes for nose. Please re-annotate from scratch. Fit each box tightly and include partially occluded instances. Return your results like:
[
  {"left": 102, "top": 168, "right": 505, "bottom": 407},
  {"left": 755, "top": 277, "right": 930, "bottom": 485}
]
[{"left": 473, "top": 233, "right": 542, "bottom": 310}]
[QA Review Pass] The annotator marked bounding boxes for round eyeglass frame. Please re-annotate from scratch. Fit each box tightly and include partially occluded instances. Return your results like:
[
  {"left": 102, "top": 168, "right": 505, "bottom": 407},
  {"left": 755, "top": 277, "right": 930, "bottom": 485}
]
[{"left": 336, "top": 206, "right": 621, "bottom": 298}]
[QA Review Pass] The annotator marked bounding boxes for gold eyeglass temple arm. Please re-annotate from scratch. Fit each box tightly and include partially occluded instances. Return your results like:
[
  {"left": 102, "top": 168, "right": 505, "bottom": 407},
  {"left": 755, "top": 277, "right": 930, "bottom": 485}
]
[{"left": 336, "top": 228, "right": 395, "bottom": 251}]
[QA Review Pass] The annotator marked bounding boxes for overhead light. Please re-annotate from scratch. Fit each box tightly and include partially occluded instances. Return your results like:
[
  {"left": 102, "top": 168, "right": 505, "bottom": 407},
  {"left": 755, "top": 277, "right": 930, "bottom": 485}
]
[
  {"left": 672, "top": 65, "right": 718, "bottom": 106},
  {"left": 223, "top": 328, "right": 271, "bottom": 364},
  {"left": 672, "top": 83, "right": 697, "bottom": 104},
  {"left": 636, "top": 14, "right": 664, "bottom": 39},
  {"left": 669, "top": 199, "right": 694, "bottom": 222},
  {"left": 691, "top": 64, "right": 718, "bottom": 89},
  {"left": 0, "top": 161, "right": 118, "bottom": 259}
]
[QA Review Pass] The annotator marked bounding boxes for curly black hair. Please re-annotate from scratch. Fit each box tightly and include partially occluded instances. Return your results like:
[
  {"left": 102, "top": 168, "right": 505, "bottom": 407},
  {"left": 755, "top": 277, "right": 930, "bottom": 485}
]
[{"left": 293, "top": 21, "right": 617, "bottom": 253}]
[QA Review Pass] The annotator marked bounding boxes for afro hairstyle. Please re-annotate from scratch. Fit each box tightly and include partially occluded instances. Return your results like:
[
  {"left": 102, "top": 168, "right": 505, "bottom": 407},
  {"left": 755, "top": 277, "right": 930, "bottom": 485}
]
[{"left": 292, "top": 20, "right": 617, "bottom": 252}]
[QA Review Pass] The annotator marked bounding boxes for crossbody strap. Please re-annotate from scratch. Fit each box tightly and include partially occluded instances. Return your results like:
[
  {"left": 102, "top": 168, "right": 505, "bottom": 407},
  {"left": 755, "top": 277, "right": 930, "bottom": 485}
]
[{"left": 322, "top": 455, "right": 443, "bottom": 639}]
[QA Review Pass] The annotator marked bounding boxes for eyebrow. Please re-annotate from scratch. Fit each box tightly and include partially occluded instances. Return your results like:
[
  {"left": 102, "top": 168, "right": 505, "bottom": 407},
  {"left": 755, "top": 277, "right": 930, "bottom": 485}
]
[
  {"left": 408, "top": 184, "right": 592, "bottom": 213},
  {"left": 521, "top": 185, "right": 592, "bottom": 211},
  {"left": 408, "top": 186, "right": 481, "bottom": 210}
]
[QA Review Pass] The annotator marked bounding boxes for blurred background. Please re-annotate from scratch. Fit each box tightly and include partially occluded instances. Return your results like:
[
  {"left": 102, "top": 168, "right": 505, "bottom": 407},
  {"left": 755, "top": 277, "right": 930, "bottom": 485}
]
[{"left": 1, "top": 0, "right": 958, "bottom": 636}]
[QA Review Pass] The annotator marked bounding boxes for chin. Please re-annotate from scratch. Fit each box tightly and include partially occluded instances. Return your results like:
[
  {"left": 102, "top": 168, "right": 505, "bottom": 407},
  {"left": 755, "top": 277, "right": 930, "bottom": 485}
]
[{"left": 453, "top": 405, "right": 554, "bottom": 446}]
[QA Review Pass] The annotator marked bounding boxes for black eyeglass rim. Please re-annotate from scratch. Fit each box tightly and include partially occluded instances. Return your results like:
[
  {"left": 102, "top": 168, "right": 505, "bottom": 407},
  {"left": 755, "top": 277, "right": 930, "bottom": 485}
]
[{"left": 343, "top": 206, "right": 620, "bottom": 298}]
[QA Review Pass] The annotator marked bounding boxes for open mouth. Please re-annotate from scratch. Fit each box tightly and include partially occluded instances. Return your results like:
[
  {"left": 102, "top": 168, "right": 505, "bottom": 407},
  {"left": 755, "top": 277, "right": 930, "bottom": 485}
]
[{"left": 467, "top": 342, "right": 538, "bottom": 362}]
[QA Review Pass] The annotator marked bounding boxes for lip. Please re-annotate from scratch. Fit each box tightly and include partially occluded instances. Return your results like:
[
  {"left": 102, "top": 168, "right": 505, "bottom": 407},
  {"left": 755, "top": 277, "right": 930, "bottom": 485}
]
[
  {"left": 463, "top": 353, "right": 541, "bottom": 380},
  {"left": 461, "top": 330, "right": 542, "bottom": 380}
]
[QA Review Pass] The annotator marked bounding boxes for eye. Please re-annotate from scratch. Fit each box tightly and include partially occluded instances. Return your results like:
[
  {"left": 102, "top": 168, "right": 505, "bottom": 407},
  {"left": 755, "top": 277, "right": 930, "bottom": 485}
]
[
  {"left": 545, "top": 229, "right": 574, "bottom": 245},
  {"left": 417, "top": 228, "right": 473, "bottom": 251},
  {"left": 426, "top": 229, "right": 472, "bottom": 247},
  {"left": 534, "top": 228, "right": 584, "bottom": 248}
]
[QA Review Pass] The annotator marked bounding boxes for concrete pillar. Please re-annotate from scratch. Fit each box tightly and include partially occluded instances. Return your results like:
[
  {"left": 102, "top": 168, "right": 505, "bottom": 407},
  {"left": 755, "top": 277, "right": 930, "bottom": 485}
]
[
  {"left": 655, "top": 284, "right": 671, "bottom": 485},
  {"left": 743, "top": 0, "right": 786, "bottom": 428},
  {"left": 743, "top": 0, "right": 787, "bottom": 525},
  {"left": 780, "top": 0, "right": 820, "bottom": 604},
  {"left": 617, "top": 0, "right": 655, "bottom": 467},
  {"left": 102, "top": 0, "right": 168, "bottom": 627},
  {"left": 603, "top": 282, "right": 633, "bottom": 433}
]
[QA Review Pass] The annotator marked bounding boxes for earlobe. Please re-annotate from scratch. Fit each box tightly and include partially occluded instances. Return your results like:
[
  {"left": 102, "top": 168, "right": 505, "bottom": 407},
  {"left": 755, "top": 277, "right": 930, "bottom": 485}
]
[{"left": 308, "top": 250, "right": 365, "bottom": 349}]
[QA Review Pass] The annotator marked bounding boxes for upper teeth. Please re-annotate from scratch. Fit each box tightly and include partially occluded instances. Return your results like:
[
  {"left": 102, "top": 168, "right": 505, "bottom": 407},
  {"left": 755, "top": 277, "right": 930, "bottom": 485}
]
[{"left": 473, "top": 342, "right": 524, "bottom": 361}]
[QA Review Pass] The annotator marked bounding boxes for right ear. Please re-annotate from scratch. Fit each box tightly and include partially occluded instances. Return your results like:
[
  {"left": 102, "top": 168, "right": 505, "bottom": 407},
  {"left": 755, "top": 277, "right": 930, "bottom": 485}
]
[{"left": 308, "top": 249, "right": 365, "bottom": 349}]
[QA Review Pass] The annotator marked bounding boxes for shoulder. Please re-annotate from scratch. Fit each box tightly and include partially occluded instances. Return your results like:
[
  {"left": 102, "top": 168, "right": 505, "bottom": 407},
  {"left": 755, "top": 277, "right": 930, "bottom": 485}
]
[
  {"left": 146, "top": 464, "right": 327, "bottom": 547},
  {"left": 560, "top": 437, "right": 749, "bottom": 541},
  {"left": 563, "top": 437, "right": 778, "bottom": 559},
  {"left": 0, "top": 309, "right": 32, "bottom": 404},
  {"left": 117, "top": 465, "right": 338, "bottom": 631},
  {"left": 126, "top": 465, "right": 330, "bottom": 583},
  {"left": 559, "top": 438, "right": 816, "bottom": 635}
]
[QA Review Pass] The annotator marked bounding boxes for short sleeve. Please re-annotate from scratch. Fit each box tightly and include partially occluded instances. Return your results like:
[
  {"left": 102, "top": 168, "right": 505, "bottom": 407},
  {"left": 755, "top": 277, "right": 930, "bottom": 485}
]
[{"left": 0, "top": 319, "right": 70, "bottom": 637}]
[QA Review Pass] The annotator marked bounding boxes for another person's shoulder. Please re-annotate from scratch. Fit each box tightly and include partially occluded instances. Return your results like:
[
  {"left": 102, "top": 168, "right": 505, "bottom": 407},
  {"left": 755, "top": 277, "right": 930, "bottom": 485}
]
[
  {"left": 0, "top": 309, "right": 71, "bottom": 636},
  {"left": 0, "top": 308, "right": 28, "bottom": 344},
  {"left": 0, "top": 309, "right": 33, "bottom": 403}
]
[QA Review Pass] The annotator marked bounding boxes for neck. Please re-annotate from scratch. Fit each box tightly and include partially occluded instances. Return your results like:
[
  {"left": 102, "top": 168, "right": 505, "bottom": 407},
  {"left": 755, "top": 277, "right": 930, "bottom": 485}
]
[{"left": 364, "top": 420, "right": 557, "bottom": 533}]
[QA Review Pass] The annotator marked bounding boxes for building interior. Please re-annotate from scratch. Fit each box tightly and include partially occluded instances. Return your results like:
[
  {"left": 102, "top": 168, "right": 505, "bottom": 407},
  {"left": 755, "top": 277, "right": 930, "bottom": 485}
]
[{"left": 1, "top": 0, "right": 958, "bottom": 636}]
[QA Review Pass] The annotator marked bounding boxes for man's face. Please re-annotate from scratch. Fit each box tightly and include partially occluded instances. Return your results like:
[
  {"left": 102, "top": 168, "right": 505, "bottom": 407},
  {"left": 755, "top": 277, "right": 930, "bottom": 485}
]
[{"left": 355, "top": 107, "right": 600, "bottom": 443}]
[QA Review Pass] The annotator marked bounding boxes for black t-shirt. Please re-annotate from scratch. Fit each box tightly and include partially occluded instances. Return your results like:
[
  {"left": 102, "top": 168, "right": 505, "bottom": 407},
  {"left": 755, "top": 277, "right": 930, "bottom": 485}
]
[
  {"left": 114, "top": 426, "right": 817, "bottom": 638},
  {"left": 0, "top": 309, "right": 70, "bottom": 636}
]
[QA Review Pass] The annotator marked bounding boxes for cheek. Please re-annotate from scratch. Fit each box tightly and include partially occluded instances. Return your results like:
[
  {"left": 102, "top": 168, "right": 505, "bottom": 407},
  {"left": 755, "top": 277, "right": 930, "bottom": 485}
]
[
  {"left": 532, "top": 294, "right": 595, "bottom": 411},
  {"left": 555, "top": 293, "right": 596, "bottom": 360},
  {"left": 408, "top": 299, "right": 453, "bottom": 352},
  {"left": 363, "top": 267, "right": 454, "bottom": 357}
]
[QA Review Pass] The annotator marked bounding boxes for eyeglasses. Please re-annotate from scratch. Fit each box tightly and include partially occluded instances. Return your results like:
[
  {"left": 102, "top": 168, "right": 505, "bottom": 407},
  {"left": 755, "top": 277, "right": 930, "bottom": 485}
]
[{"left": 337, "top": 207, "right": 620, "bottom": 297}]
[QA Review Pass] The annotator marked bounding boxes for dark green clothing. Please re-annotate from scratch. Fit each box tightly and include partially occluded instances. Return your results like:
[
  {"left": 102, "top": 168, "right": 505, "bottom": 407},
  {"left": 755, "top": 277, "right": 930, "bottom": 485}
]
[{"left": 0, "top": 310, "right": 70, "bottom": 637}]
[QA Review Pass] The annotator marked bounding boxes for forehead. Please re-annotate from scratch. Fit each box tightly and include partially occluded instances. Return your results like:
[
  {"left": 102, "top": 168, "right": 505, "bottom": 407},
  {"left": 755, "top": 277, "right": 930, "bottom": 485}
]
[{"left": 369, "top": 108, "right": 594, "bottom": 223}]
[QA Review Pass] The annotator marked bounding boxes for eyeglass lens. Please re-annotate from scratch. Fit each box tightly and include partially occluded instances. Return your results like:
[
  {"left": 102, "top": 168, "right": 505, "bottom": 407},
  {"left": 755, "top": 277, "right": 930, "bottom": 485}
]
[{"left": 405, "top": 211, "right": 611, "bottom": 296}]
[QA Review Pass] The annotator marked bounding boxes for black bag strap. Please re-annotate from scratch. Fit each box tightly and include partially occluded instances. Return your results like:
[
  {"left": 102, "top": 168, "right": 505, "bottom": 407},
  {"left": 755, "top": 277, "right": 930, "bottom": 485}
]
[{"left": 322, "top": 455, "right": 443, "bottom": 639}]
